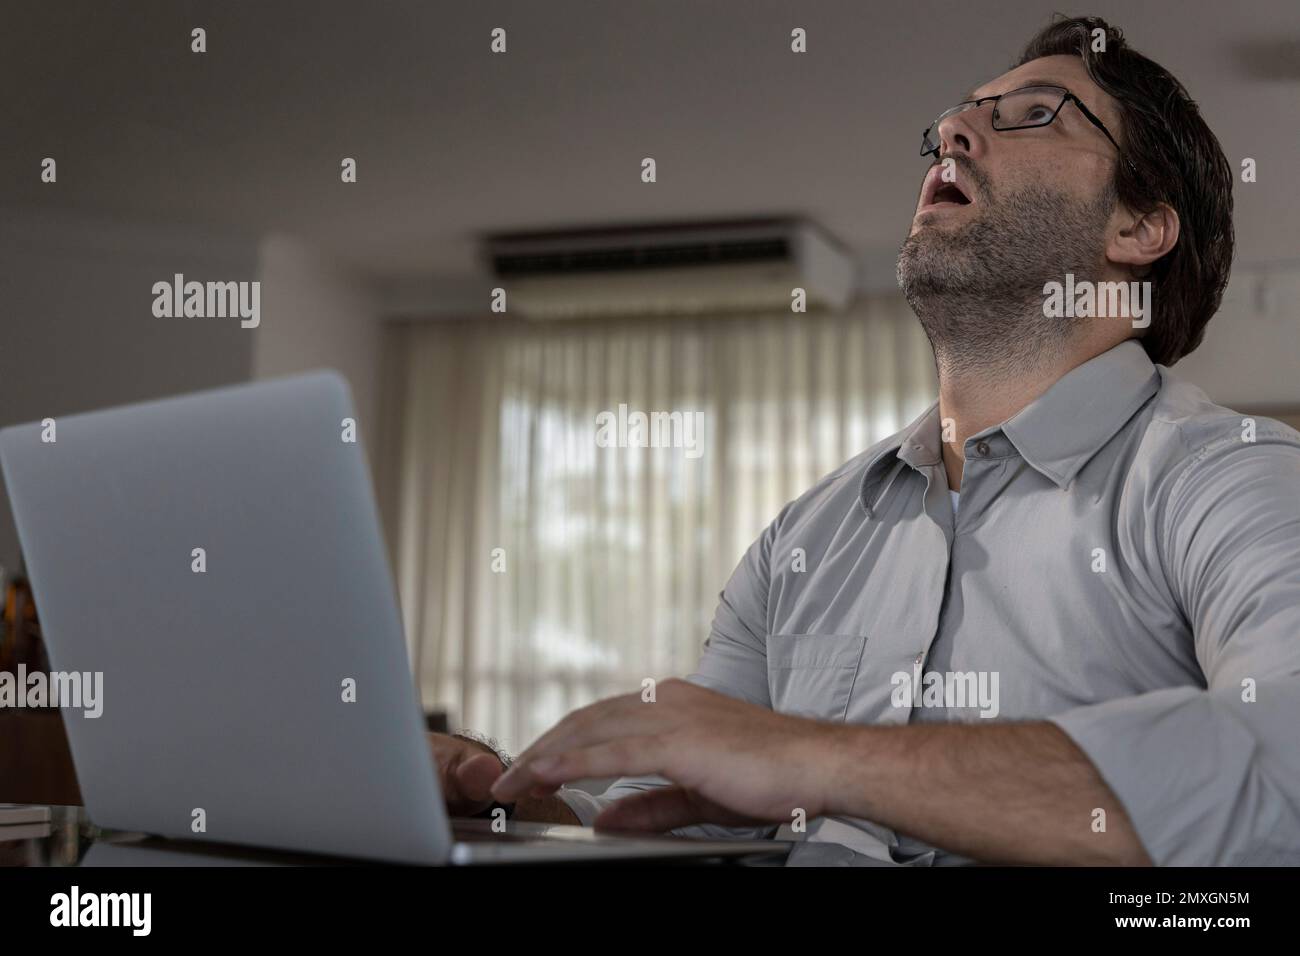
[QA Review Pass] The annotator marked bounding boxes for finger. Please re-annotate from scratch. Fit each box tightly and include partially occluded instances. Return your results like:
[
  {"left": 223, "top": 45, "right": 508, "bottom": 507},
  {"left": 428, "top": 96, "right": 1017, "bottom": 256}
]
[
  {"left": 512, "top": 692, "right": 649, "bottom": 767},
  {"left": 455, "top": 751, "right": 506, "bottom": 803},
  {"left": 426, "top": 738, "right": 467, "bottom": 801},
  {"left": 492, "top": 736, "right": 668, "bottom": 803},
  {"left": 427, "top": 736, "right": 499, "bottom": 810},
  {"left": 513, "top": 684, "right": 687, "bottom": 772}
]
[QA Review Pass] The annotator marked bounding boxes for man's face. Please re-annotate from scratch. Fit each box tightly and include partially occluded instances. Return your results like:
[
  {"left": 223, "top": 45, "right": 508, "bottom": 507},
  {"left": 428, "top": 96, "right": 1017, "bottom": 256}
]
[
  {"left": 907, "top": 55, "right": 1123, "bottom": 238},
  {"left": 897, "top": 55, "right": 1128, "bottom": 370}
]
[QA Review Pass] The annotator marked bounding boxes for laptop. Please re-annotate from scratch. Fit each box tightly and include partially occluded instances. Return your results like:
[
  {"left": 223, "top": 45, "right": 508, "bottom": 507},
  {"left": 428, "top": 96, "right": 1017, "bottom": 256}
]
[{"left": 0, "top": 372, "right": 787, "bottom": 865}]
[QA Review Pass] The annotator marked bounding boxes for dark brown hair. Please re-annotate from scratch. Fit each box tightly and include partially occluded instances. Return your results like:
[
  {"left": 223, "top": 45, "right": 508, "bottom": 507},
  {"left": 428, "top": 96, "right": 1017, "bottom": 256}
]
[{"left": 1016, "top": 15, "right": 1234, "bottom": 365}]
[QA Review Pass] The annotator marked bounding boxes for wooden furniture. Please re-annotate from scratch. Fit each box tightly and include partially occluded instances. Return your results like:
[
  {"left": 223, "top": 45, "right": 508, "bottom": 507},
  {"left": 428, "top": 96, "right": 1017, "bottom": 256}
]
[
  {"left": 0, "top": 710, "right": 83, "bottom": 806},
  {"left": 1, "top": 575, "right": 83, "bottom": 805}
]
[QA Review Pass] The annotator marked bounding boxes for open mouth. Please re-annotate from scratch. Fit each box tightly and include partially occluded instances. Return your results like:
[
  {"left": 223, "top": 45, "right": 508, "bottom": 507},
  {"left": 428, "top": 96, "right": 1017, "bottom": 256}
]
[
  {"left": 931, "top": 182, "right": 970, "bottom": 205},
  {"left": 919, "top": 164, "right": 976, "bottom": 212}
]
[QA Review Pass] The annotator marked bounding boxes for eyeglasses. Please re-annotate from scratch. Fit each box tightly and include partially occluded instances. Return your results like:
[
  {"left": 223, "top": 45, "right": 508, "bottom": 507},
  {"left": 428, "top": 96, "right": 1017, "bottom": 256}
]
[{"left": 920, "top": 85, "right": 1137, "bottom": 175}]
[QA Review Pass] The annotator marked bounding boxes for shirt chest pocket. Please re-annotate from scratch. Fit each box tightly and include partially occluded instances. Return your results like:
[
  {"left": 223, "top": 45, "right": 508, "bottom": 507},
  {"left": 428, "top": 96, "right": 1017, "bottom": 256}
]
[{"left": 767, "top": 633, "right": 867, "bottom": 722}]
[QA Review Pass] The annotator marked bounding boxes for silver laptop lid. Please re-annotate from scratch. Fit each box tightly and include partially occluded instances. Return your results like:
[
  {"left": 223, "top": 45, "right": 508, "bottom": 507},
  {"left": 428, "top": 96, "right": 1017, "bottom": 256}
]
[{"left": 0, "top": 372, "right": 450, "bottom": 864}]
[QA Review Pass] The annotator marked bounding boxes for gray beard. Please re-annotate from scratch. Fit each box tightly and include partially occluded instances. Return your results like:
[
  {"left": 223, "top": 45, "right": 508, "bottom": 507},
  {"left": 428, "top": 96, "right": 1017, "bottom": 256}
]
[{"left": 897, "top": 172, "right": 1116, "bottom": 381}]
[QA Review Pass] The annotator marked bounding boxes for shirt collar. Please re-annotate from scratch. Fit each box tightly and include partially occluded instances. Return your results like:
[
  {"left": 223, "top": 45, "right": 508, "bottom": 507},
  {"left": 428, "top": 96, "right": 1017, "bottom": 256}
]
[
  {"left": 858, "top": 340, "right": 1160, "bottom": 513},
  {"left": 1001, "top": 339, "right": 1160, "bottom": 488},
  {"left": 858, "top": 402, "right": 942, "bottom": 517}
]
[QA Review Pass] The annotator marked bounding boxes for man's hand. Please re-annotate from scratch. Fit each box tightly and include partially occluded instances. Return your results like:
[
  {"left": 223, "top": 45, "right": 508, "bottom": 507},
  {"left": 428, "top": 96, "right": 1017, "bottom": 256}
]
[
  {"left": 428, "top": 731, "right": 582, "bottom": 825},
  {"left": 427, "top": 732, "right": 508, "bottom": 817},
  {"left": 490, "top": 679, "right": 838, "bottom": 832}
]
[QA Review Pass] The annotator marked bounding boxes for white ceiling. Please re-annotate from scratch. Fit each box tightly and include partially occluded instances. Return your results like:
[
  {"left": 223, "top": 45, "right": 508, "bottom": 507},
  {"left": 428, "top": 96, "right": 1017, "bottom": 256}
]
[{"left": 4, "top": 0, "right": 1298, "bottom": 292}]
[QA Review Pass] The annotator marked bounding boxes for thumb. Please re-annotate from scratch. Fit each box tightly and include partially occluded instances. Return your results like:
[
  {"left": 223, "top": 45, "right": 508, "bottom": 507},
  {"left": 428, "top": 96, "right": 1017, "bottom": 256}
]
[{"left": 593, "top": 786, "right": 761, "bottom": 833}]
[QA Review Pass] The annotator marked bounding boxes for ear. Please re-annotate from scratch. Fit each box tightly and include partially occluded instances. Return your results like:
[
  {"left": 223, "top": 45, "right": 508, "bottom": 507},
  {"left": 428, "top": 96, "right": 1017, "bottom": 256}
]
[{"left": 1107, "top": 202, "right": 1179, "bottom": 276}]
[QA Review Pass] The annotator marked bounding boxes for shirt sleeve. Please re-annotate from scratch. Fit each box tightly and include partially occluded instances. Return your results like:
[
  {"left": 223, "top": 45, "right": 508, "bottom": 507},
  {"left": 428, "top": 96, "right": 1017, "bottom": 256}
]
[
  {"left": 1048, "top": 428, "right": 1300, "bottom": 865},
  {"left": 557, "top": 514, "right": 783, "bottom": 839}
]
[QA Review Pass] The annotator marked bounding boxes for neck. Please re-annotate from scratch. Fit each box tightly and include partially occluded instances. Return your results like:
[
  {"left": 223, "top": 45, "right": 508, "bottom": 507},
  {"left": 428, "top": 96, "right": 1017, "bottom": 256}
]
[{"left": 935, "top": 339, "right": 1115, "bottom": 491}]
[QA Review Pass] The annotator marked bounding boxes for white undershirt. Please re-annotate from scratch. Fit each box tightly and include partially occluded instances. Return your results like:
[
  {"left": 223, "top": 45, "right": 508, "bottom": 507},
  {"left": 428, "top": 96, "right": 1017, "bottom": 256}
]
[{"left": 950, "top": 490, "right": 960, "bottom": 515}]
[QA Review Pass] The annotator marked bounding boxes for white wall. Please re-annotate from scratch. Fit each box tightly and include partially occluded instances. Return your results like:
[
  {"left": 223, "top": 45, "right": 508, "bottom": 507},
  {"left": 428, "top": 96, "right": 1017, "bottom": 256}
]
[
  {"left": 253, "top": 237, "right": 384, "bottom": 474},
  {"left": 1173, "top": 265, "right": 1300, "bottom": 408},
  {"left": 0, "top": 210, "right": 258, "bottom": 573}
]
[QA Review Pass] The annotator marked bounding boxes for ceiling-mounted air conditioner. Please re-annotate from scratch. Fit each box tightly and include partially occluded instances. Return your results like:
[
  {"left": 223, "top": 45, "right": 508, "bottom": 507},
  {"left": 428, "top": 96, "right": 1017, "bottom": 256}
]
[{"left": 485, "top": 218, "right": 855, "bottom": 320}]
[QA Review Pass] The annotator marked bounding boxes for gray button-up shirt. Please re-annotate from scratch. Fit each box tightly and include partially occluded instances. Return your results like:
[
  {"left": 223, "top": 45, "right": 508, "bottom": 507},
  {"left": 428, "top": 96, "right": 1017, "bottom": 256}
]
[{"left": 558, "top": 340, "right": 1300, "bottom": 865}]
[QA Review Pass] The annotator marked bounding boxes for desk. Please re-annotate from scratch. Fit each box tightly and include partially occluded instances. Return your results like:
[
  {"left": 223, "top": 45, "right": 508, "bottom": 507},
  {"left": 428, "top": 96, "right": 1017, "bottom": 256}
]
[
  {"left": 0, "top": 806, "right": 355, "bottom": 866},
  {"left": 0, "top": 806, "right": 791, "bottom": 866}
]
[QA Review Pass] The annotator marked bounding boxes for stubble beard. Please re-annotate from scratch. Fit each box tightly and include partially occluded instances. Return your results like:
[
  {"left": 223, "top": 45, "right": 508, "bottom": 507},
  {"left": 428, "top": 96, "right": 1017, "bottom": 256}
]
[{"left": 897, "top": 168, "right": 1117, "bottom": 384}]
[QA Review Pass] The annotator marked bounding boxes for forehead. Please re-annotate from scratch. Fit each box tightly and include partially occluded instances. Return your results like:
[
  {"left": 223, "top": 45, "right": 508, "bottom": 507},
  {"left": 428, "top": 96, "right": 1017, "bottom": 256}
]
[{"left": 968, "top": 54, "right": 1119, "bottom": 126}]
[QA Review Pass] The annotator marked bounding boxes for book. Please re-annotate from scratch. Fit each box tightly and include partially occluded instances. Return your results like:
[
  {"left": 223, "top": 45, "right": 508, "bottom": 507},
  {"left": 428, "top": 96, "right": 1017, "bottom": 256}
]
[{"left": 0, "top": 804, "right": 52, "bottom": 826}]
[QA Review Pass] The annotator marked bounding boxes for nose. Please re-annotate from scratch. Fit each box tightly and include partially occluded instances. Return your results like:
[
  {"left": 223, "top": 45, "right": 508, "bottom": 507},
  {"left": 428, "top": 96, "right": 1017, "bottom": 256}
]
[{"left": 935, "top": 103, "right": 991, "bottom": 162}]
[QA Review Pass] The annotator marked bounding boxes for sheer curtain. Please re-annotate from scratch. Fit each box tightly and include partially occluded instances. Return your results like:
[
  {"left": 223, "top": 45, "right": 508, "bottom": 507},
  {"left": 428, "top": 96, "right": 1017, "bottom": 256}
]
[{"left": 379, "top": 298, "right": 937, "bottom": 753}]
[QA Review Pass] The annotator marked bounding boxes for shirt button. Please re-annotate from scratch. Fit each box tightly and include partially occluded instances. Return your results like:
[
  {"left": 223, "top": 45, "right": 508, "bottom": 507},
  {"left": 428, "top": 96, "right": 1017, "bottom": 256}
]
[
  {"left": 914, "top": 653, "right": 924, "bottom": 666},
  {"left": 974, "top": 440, "right": 991, "bottom": 457}
]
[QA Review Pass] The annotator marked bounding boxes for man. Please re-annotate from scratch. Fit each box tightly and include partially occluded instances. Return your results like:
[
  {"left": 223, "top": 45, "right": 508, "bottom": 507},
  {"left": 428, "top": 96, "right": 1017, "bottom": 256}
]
[{"left": 429, "top": 16, "right": 1300, "bottom": 865}]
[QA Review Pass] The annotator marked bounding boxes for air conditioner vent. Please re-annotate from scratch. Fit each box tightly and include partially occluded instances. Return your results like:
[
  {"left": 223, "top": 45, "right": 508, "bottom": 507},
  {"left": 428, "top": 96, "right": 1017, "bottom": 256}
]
[
  {"left": 485, "top": 219, "right": 853, "bottom": 320},
  {"left": 494, "top": 237, "right": 791, "bottom": 276}
]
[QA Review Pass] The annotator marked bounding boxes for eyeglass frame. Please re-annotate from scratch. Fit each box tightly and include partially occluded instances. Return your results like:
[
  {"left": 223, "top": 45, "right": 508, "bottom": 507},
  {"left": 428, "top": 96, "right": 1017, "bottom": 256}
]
[{"left": 920, "top": 84, "right": 1139, "bottom": 177}]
